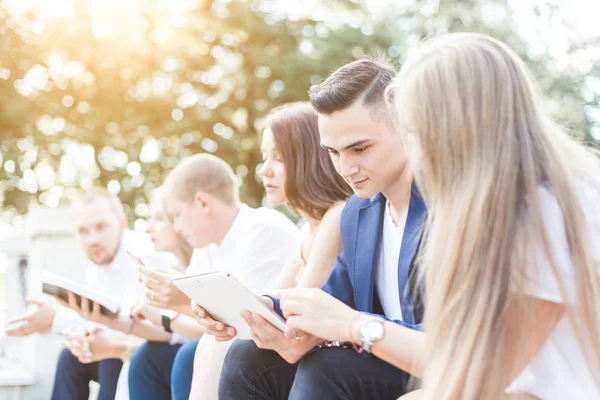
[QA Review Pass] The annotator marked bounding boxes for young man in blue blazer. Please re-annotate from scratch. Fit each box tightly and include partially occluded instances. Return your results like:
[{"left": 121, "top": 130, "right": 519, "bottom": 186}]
[{"left": 200, "top": 58, "right": 426, "bottom": 400}]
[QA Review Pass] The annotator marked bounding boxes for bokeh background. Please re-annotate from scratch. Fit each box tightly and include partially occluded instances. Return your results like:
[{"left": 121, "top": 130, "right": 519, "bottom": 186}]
[{"left": 1, "top": 0, "right": 599, "bottom": 236}]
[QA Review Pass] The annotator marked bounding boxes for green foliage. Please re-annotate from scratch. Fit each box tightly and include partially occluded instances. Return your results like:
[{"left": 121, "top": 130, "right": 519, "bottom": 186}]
[{"left": 0, "top": 0, "right": 598, "bottom": 227}]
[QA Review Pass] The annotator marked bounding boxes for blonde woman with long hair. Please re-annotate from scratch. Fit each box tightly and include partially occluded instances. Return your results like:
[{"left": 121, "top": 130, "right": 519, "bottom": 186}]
[{"left": 274, "top": 33, "right": 600, "bottom": 400}]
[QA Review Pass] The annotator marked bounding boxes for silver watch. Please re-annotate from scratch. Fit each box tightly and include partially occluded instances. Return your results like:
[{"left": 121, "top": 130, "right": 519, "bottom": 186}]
[{"left": 360, "top": 316, "right": 386, "bottom": 353}]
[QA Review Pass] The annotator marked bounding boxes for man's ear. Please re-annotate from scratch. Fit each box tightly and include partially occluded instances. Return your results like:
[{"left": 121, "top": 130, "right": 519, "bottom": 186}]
[{"left": 194, "top": 191, "right": 211, "bottom": 214}]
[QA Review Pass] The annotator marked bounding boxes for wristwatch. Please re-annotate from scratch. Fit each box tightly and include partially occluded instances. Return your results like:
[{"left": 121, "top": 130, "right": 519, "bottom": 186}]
[
  {"left": 161, "top": 310, "right": 179, "bottom": 333},
  {"left": 360, "top": 316, "right": 386, "bottom": 353}
]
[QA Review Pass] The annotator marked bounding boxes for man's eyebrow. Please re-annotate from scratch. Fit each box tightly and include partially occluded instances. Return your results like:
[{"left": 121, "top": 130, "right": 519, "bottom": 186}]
[{"left": 321, "top": 139, "right": 371, "bottom": 152}]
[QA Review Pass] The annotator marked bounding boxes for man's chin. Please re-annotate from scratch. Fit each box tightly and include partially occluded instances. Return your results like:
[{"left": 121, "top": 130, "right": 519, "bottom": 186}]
[
  {"left": 351, "top": 185, "right": 378, "bottom": 199},
  {"left": 89, "top": 255, "right": 112, "bottom": 265}
]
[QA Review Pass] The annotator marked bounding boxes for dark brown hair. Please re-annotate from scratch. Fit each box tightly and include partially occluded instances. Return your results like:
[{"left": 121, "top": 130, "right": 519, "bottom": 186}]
[
  {"left": 309, "top": 57, "right": 396, "bottom": 116},
  {"left": 264, "top": 102, "right": 352, "bottom": 220}
]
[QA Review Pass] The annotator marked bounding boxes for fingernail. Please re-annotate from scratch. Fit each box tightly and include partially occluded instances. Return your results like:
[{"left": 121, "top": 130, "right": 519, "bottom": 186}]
[
  {"left": 253, "top": 314, "right": 259, "bottom": 322},
  {"left": 216, "top": 323, "right": 224, "bottom": 331},
  {"left": 227, "top": 328, "right": 235, "bottom": 336}
]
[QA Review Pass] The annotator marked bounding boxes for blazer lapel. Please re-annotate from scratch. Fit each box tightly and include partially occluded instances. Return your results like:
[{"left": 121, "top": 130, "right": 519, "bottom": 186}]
[
  {"left": 397, "top": 183, "right": 427, "bottom": 325},
  {"left": 353, "top": 194, "right": 385, "bottom": 313}
]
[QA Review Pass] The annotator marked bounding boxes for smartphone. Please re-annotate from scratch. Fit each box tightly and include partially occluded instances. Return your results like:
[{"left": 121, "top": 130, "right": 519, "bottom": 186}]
[{"left": 127, "top": 251, "right": 145, "bottom": 266}]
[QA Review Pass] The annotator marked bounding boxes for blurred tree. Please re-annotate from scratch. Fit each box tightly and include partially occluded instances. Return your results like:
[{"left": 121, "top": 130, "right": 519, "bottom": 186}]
[{"left": 0, "top": 0, "right": 598, "bottom": 227}]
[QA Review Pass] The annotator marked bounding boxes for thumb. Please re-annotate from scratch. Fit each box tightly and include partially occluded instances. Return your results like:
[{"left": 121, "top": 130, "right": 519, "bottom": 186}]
[{"left": 267, "top": 289, "right": 286, "bottom": 299}]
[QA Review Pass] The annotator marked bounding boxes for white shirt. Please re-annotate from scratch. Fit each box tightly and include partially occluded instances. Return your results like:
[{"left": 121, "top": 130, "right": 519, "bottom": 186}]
[
  {"left": 51, "top": 230, "right": 154, "bottom": 335},
  {"left": 508, "top": 181, "right": 600, "bottom": 399},
  {"left": 375, "top": 201, "right": 404, "bottom": 321},
  {"left": 188, "top": 205, "right": 299, "bottom": 295}
]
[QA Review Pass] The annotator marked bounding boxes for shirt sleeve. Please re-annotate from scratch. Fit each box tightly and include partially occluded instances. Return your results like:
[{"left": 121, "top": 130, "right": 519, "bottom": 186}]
[
  {"left": 211, "top": 224, "right": 297, "bottom": 295},
  {"left": 51, "top": 305, "right": 88, "bottom": 334},
  {"left": 522, "top": 185, "right": 600, "bottom": 304}
]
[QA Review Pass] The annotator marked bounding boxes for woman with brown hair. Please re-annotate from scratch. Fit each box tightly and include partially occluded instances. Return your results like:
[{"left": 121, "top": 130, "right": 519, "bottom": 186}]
[
  {"left": 187, "top": 101, "right": 352, "bottom": 399},
  {"left": 261, "top": 101, "right": 353, "bottom": 288}
]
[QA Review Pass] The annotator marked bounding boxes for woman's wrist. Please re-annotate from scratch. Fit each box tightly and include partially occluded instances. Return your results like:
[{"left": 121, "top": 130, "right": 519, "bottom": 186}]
[
  {"left": 347, "top": 312, "right": 368, "bottom": 344},
  {"left": 110, "top": 340, "right": 129, "bottom": 359},
  {"left": 108, "top": 315, "right": 129, "bottom": 332}
]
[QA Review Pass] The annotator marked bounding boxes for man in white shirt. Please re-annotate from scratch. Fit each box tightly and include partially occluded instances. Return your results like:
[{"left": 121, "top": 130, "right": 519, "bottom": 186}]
[
  {"left": 6, "top": 187, "right": 153, "bottom": 400},
  {"left": 126, "top": 153, "right": 299, "bottom": 400}
]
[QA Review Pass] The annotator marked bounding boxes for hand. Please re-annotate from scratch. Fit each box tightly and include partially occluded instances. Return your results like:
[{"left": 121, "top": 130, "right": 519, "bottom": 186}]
[
  {"left": 138, "top": 266, "right": 189, "bottom": 310},
  {"left": 5, "top": 299, "right": 56, "bottom": 336},
  {"left": 56, "top": 292, "right": 114, "bottom": 328},
  {"left": 274, "top": 288, "right": 362, "bottom": 343},
  {"left": 191, "top": 302, "right": 237, "bottom": 342},
  {"left": 63, "top": 326, "right": 121, "bottom": 363},
  {"left": 62, "top": 329, "right": 92, "bottom": 363},
  {"left": 130, "top": 299, "right": 162, "bottom": 326},
  {"left": 241, "top": 311, "right": 322, "bottom": 364}
]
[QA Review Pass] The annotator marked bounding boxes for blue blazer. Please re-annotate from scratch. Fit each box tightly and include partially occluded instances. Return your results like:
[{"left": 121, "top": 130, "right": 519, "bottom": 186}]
[{"left": 271, "top": 184, "right": 427, "bottom": 330}]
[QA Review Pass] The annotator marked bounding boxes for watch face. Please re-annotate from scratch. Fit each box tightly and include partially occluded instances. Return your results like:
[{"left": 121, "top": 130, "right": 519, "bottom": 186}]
[{"left": 362, "top": 319, "right": 385, "bottom": 341}]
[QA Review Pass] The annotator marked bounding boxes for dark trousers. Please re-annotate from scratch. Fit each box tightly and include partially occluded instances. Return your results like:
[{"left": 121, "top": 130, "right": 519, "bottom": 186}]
[
  {"left": 219, "top": 339, "right": 411, "bottom": 400},
  {"left": 128, "top": 339, "right": 199, "bottom": 400},
  {"left": 50, "top": 347, "right": 123, "bottom": 400}
]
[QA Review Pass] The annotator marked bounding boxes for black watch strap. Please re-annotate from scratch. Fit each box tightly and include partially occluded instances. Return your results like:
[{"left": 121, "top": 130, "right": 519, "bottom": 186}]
[{"left": 161, "top": 314, "right": 173, "bottom": 333}]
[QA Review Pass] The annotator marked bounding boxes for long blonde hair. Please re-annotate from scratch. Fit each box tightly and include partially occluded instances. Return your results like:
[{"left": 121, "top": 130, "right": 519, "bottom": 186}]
[{"left": 392, "top": 33, "right": 600, "bottom": 399}]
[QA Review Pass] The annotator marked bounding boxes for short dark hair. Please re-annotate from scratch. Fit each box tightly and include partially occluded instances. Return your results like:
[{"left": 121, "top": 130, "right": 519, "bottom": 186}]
[
  {"left": 263, "top": 102, "right": 352, "bottom": 220},
  {"left": 309, "top": 57, "right": 396, "bottom": 116}
]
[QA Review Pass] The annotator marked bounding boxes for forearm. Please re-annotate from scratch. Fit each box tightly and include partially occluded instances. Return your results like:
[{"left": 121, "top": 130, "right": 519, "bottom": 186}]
[
  {"left": 350, "top": 314, "right": 426, "bottom": 377},
  {"left": 173, "top": 304, "right": 196, "bottom": 318},
  {"left": 108, "top": 317, "right": 172, "bottom": 342},
  {"left": 296, "top": 265, "right": 333, "bottom": 289},
  {"left": 171, "top": 315, "right": 205, "bottom": 339},
  {"left": 105, "top": 336, "right": 144, "bottom": 359},
  {"left": 273, "top": 260, "right": 302, "bottom": 290}
]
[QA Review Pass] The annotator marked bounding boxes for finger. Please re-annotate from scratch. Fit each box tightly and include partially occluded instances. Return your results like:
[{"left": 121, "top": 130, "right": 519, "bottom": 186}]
[
  {"left": 194, "top": 305, "right": 209, "bottom": 319},
  {"left": 250, "top": 331, "right": 264, "bottom": 348},
  {"left": 138, "top": 266, "right": 169, "bottom": 283},
  {"left": 241, "top": 311, "right": 253, "bottom": 327},
  {"left": 5, "top": 323, "right": 29, "bottom": 336},
  {"left": 67, "top": 292, "right": 80, "bottom": 313},
  {"left": 7, "top": 314, "right": 29, "bottom": 325},
  {"left": 266, "top": 288, "right": 295, "bottom": 299},
  {"left": 143, "top": 278, "right": 167, "bottom": 292},
  {"left": 55, "top": 296, "right": 70, "bottom": 309},
  {"left": 80, "top": 297, "right": 90, "bottom": 316},
  {"left": 89, "top": 325, "right": 102, "bottom": 334},
  {"left": 144, "top": 287, "right": 166, "bottom": 304},
  {"left": 132, "top": 312, "right": 145, "bottom": 322},
  {"left": 92, "top": 301, "right": 101, "bottom": 317},
  {"left": 191, "top": 302, "right": 202, "bottom": 315},
  {"left": 62, "top": 341, "right": 74, "bottom": 352},
  {"left": 250, "top": 313, "right": 280, "bottom": 342},
  {"left": 285, "top": 316, "right": 311, "bottom": 338},
  {"left": 280, "top": 299, "right": 306, "bottom": 319},
  {"left": 200, "top": 321, "right": 231, "bottom": 337},
  {"left": 25, "top": 298, "right": 43, "bottom": 307}
]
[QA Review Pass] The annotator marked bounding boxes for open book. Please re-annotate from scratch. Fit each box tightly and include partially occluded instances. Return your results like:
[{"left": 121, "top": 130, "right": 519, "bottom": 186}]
[{"left": 41, "top": 271, "right": 120, "bottom": 318}]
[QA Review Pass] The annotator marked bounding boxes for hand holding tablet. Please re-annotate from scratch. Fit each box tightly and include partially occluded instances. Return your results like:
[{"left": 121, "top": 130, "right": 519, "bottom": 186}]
[{"left": 173, "top": 271, "right": 286, "bottom": 340}]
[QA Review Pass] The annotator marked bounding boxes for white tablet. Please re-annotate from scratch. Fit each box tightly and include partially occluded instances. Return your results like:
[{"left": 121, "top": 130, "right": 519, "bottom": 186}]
[{"left": 173, "top": 271, "right": 286, "bottom": 340}]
